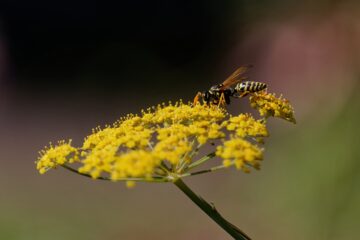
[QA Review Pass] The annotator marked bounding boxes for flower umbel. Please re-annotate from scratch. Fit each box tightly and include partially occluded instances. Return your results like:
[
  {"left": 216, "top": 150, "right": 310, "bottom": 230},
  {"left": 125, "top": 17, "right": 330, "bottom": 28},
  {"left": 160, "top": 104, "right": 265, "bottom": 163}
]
[
  {"left": 35, "top": 85, "right": 295, "bottom": 240},
  {"left": 36, "top": 97, "right": 295, "bottom": 184}
]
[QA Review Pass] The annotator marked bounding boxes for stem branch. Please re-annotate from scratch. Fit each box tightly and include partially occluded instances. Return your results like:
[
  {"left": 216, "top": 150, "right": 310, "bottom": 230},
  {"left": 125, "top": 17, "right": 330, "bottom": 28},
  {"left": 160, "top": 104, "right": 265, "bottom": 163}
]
[
  {"left": 181, "top": 164, "right": 227, "bottom": 178},
  {"left": 61, "top": 165, "right": 168, "bottom": 183},
  {"left": 186, "top": 152, "right": 216, "bottom": 171}
]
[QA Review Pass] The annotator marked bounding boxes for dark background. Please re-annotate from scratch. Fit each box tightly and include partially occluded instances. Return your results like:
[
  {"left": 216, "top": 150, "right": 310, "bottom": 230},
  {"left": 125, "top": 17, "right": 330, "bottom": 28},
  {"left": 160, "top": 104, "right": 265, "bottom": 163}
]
[
  {"left": 2, "top": 1, "right": 248, "bottom": 98},
  {"left": 1, "top": 1, "right": 359, "bottom": 239}
]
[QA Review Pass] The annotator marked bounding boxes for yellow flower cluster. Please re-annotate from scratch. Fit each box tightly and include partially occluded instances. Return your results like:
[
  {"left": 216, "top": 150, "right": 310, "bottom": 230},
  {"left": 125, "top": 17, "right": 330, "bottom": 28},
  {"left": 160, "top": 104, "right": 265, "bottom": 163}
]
[
  {"left": 36, "top": 140, "right": 79, "bottom": 174},
  {"left": 36, "top": 95, "right": 295, "bottom": 185},
  {"left": 216, "top": 138, "right": 263, "bottom": 172},
  {"left": 225, "top": 114, "right": 268, "bottom": 139},
  {"left": 250, "top": 92, "right": 296, "bottom": 123}
]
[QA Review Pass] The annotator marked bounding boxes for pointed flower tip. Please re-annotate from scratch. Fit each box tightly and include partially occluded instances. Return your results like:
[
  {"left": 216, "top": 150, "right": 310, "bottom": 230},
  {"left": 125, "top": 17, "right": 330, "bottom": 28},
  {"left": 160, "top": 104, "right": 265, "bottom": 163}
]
[
  {"left": 36, "top": 140, "right": 79, "bottom": 174},
  {"left": 249, "top": 92, "right": 296, "bottom": 124}
]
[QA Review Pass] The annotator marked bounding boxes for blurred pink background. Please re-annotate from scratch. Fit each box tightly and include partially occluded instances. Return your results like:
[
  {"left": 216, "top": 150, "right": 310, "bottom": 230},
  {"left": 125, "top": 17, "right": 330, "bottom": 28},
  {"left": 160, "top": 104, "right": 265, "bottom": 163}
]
[{"left": 0, "top": 1, "right": 359, "bottom": 239}]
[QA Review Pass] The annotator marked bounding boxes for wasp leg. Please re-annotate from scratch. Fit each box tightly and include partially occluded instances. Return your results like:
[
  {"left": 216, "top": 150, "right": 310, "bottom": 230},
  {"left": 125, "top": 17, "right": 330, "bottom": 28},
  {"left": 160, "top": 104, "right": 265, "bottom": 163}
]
[
  {"left": 218, "top": 92, "right": 226, "bottom": 107},
  {"left": 193, "top": 92, "right": 202, "bottom": 105},
  {"left": 233, "top": 92, "right": 249, "bottom": 98}
]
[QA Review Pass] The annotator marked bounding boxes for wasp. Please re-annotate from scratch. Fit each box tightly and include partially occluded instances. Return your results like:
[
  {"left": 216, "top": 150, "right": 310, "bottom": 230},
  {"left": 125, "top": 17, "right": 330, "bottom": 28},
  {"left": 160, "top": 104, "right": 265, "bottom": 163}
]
[{"left": 193, "top": 65, "right": 267, "bottom": 106}]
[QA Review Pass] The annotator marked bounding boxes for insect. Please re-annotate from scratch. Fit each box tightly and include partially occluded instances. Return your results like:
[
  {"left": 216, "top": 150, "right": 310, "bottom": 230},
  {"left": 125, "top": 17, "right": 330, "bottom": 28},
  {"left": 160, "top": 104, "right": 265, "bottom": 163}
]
[{"left": 193, "top": 65, "right": 267, "bottom": 106}]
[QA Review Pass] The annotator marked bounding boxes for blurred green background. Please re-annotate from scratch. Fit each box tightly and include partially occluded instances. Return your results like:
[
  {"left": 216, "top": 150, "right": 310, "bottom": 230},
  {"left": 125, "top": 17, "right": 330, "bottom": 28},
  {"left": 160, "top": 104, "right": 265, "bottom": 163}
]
[{"left": 0, "top": 1, "right": 359, "bottom": 239}]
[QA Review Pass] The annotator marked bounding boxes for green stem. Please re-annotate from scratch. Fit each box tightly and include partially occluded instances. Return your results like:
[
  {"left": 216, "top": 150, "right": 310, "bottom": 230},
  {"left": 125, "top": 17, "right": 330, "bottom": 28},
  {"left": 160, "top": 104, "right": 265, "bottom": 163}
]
[
  {"left": 181, "top": 164, "right": 227, "bottom": 178},
  {"left": 186, "top": 152, "right": 216, "bottom": 171},
  {"left": 61, "top": 165, "right": 168, "bottom": 183},
  {"left": 173, "top": 178, "right": 251, "bottom": 240},
  {"left": 61, "top": 165, "right": 110, "bottom": 180}
]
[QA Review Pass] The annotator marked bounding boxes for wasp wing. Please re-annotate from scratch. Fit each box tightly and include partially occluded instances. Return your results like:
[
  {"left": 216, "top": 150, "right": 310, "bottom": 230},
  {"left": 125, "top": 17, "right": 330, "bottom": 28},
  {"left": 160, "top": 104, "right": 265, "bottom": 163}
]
[{"left": 220, "top": 65, "right": 252, "bottom": 90}]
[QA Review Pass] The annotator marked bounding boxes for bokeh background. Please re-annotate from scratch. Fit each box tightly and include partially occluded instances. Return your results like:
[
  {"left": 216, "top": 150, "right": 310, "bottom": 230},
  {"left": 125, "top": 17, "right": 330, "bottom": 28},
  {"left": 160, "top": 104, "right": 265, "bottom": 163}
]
[{"left": 1, "top": 1, "right": 359, "bottom": 239}]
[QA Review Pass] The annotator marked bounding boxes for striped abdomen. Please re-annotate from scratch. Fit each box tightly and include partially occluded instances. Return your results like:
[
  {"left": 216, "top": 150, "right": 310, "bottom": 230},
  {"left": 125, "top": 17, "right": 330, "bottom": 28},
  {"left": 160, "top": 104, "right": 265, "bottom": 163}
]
[{"left": 235, "top": 81, "right": 267, "bottom": 93}]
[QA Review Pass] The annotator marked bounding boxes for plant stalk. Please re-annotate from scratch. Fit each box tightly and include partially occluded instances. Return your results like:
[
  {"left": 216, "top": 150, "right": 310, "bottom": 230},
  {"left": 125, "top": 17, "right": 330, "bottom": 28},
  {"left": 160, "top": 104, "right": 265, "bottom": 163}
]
[
  {"left": 61, "top": 165, "right": 167, "bottom": 182},
  {"left": 173, "top": 178, "right": 251, "bottom": 240}
]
